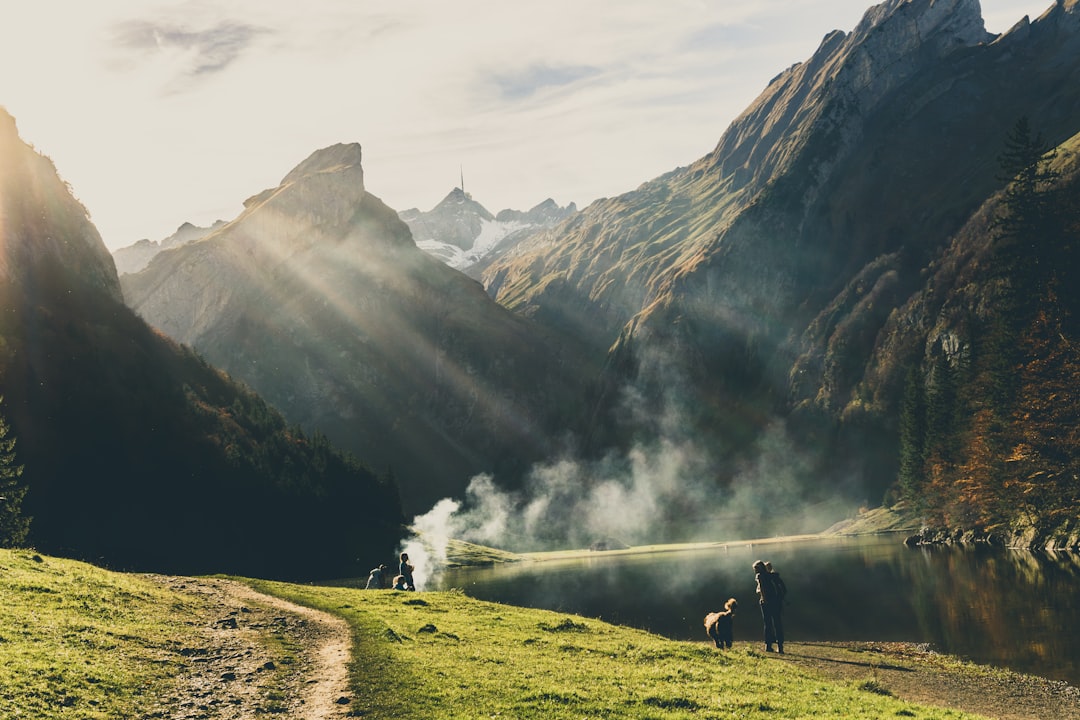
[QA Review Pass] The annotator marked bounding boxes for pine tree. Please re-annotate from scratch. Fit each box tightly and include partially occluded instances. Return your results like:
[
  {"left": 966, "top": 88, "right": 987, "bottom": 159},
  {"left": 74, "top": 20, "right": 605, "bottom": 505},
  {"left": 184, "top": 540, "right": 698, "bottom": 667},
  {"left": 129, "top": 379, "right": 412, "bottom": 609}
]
[
  {"left": 897, "top": 364, "right": 927, "bottom": 505},
  {"left": 993, "top": 117, "right": 1061, "bottom": 297},
  {"left": 0, "top": 397, "right": 30, "bottom": 547}
]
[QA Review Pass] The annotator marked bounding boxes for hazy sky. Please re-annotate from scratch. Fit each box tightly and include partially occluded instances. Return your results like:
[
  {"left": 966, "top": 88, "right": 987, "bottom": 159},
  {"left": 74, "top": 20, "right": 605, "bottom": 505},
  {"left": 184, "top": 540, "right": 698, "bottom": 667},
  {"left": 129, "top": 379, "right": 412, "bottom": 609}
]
[{"left": 1, "top": 0, "right": 1052, "bottom": 250}]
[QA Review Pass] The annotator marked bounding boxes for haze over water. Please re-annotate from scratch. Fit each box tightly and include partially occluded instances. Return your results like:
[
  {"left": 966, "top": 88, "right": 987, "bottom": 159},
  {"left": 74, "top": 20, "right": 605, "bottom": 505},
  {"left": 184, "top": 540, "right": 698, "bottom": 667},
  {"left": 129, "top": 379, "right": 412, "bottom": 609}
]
[{"left": 433, "top": 535, "right": 1080, "bottom": 685}]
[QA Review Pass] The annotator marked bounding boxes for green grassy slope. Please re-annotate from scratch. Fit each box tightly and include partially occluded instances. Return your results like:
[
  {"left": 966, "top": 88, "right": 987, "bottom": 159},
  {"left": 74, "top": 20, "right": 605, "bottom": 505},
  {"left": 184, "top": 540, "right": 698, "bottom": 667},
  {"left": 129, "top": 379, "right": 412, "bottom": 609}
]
[
  {"left": 252, "top": 580, "right": 987, "bottom": 720},
  {"left": 1, "top": 548, "right": 987, "bottom": 719}
]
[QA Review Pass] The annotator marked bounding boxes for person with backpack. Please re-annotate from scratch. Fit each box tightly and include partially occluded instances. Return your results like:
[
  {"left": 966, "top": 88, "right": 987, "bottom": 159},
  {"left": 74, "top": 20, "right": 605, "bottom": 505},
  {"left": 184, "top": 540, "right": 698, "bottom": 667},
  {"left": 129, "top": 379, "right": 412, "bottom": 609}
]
[{"left": 753, "top": 559, "right": 785, "bottom": 653}]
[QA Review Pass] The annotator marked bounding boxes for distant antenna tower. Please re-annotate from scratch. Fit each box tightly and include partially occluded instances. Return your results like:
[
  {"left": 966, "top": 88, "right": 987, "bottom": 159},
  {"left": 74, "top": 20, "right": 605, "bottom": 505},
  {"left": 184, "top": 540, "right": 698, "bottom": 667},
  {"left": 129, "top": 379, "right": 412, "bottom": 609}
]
[{"left": 460, "top": 166, "right": 465, "bottom": 195}]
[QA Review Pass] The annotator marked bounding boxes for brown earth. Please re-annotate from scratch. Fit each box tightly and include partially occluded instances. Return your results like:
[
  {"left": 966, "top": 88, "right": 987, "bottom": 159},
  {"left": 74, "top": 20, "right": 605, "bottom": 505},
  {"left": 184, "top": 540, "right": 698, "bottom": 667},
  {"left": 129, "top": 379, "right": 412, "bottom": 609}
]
[
  {"left": 141, "top": 576, "right": 353, "bottom": 720},
  {"left": 755, "top": 640, "right": 1080, "bottom": 720}
]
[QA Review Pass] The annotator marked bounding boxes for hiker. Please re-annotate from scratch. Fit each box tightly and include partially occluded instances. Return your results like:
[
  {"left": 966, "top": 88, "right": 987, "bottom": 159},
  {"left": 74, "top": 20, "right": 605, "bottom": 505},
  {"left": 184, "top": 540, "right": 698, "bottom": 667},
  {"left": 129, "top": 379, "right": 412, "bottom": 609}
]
[
  {"left": 399, "top": 551, "right": 415, "bottom": 591},
  {"left": 765, "top": 561, "right": 787, "bottom": 605},
  {"left": 753, "top": 559, "right": 785, "bottom": 653},
  {"left": 365, "top": 564, "right": 387, "bottom": 589}
]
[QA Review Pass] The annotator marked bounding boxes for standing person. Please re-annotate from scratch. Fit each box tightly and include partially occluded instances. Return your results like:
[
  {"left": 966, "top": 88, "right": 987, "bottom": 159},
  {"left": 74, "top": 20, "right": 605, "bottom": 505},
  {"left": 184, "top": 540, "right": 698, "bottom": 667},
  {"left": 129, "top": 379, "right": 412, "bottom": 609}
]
[
  {"left": 765, "top": 561, "right": 787, "bottom": 604},
  {"left": 399, "top": 551, "right": 415, "bottom": 591},
  {"left": 753, "top": 559, "right": 784, "bottom": 653}
]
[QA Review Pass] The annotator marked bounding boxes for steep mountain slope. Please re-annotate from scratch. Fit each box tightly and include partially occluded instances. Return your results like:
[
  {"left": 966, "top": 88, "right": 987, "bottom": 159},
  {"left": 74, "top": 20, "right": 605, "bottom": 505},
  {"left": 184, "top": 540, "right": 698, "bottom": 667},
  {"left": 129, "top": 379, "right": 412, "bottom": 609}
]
[
  {"left": 112, "top": 220, "right": 225, "bottom": 275},
  {"left": 850, "top": 126, "right": 1080, "bottom": 539},
  {"left": 0, "top": 109, "right": 401, "bottom": 577},
  {"left": 481, "top": 0, "right": 1080, "bottom": 508},
  {"left": 122, "top": 146, "right": 593, "bottom": 514},
  {"left": 402, "top": 188, "right": 575, "bottom": 275}
]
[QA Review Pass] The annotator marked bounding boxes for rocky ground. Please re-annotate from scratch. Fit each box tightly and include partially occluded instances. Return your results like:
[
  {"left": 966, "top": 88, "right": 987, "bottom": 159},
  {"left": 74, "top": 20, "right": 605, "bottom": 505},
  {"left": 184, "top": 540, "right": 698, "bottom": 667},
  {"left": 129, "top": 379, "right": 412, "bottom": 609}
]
[
  {"left": 144, "top": 577, "right": 1080, "bottom": 719},
  {"left": 766, "top": 640, "right": 1080, "bottom": 720},
  {"left": 141, "top": 577, "right": 353, "bottom": 720}
]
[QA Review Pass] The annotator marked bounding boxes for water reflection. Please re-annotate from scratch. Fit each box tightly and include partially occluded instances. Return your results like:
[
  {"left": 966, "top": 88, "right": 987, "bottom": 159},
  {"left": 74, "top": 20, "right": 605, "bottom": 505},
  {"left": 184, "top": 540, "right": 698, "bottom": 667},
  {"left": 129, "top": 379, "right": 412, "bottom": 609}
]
[{"left": 432, "top": 536, "right": 1080, "bottom": 684}]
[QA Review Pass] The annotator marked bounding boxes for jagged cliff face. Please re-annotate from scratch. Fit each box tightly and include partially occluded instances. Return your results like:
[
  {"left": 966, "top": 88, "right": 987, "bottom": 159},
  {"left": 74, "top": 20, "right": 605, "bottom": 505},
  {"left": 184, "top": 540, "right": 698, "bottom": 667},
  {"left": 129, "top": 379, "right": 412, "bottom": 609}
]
[
  {"left": 122, "top": 147, "right": 593, "bottom": 513},
  {"left": 481, "top": 0, "right": 1080, "bottom": 501}
]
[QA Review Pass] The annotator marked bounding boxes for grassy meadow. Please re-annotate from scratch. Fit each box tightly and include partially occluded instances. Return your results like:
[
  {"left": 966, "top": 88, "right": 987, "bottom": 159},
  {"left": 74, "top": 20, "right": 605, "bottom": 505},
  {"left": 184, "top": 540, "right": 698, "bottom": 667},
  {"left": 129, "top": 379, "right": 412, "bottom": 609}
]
[
  {"left": 0, "top": 549, "right": 196, "bottom": 719},
  {"left": 2, "top": 546, "right": 988, "bottom": 719},
  {"left": 250, "top": 579, "right": 984, "bottom": 720}
]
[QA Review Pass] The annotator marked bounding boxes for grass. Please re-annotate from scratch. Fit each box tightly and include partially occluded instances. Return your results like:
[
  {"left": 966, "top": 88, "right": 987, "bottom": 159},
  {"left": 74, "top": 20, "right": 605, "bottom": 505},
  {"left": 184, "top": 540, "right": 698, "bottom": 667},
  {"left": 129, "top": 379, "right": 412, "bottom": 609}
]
[
  {"left": 1, "top": 546, "right": 989, "bottom": 719},
  {"left": 0, "top": 549, "right": 198, "bottom": 719},
  {"left": 248, "top": 579, "right": 988, "bottom": 720}
]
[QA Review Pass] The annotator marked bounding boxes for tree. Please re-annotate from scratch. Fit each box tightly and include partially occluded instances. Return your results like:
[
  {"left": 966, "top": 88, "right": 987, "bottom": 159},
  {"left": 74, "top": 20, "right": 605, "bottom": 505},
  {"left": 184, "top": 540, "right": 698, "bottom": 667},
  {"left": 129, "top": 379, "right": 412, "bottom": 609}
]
[
  {"left": 897, "top": 364, "right": 927, "bottom": 505},
  {"left": 992, "top": 117, "right": 1061, "bottom": 298},
  {"left": 0, "top": 396, "right": 30, "bottom": 547}
]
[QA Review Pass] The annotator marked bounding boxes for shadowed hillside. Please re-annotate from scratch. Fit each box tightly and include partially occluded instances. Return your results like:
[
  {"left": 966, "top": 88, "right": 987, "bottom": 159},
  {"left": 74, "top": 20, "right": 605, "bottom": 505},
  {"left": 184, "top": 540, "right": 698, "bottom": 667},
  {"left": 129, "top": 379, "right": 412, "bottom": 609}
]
[{"left": 0, "top": 109, "right": 402, "bottom": 578}]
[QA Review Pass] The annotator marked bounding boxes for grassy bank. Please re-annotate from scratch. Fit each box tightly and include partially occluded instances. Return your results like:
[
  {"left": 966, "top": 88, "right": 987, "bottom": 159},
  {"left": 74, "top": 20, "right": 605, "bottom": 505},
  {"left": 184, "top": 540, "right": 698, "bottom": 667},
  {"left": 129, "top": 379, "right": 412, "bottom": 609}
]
[
  {"left": 2, "top": 547, "right": 987, "bottom": 719},
  {"left": 250, "top": 579, "right": 985, "bottom": 719},
  {"left": 0, "top": 549, "right": 196, "bottom": 719}
]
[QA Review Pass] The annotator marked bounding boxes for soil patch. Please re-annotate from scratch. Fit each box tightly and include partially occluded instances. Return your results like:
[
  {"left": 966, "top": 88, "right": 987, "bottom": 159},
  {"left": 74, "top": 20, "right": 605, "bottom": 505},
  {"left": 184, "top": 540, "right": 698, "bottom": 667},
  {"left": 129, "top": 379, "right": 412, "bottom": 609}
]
[
  {"left": 143, "top": 576, "right": 352, "bottom": 720},
  {"left": 757, "top": 640, "right": 1080, "bottom": 720}
]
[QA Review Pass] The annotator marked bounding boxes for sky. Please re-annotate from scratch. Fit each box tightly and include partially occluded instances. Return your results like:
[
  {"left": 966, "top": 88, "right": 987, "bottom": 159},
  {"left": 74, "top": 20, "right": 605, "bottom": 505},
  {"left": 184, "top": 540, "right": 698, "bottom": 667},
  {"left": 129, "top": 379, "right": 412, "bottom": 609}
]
[{"left": 1, "top": 0, "right": 1054, "bottom": 251}]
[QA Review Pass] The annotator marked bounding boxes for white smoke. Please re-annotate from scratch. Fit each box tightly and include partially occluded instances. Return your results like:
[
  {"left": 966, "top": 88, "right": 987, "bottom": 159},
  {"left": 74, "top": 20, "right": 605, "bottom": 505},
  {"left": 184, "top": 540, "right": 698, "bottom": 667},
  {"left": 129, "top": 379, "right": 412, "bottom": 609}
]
[{"left": 402, "top": 345, "right": 858, "bottom": 574}]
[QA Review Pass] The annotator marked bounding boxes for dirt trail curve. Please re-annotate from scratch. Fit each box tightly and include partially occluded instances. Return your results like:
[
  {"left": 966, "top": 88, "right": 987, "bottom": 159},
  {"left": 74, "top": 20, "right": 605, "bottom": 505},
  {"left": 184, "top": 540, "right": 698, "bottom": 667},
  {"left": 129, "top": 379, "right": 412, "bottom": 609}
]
[{"left": 143, "top": 576, "right": 353, "bottom": 720}]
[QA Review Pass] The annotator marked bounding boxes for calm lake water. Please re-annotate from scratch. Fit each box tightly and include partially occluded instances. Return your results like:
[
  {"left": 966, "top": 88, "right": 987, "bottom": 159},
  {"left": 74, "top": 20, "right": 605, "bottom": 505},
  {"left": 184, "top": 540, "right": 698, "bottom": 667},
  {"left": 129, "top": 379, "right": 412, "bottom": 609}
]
[{"left": 429, "top": 535, "right": 1080, "bottom": 685}]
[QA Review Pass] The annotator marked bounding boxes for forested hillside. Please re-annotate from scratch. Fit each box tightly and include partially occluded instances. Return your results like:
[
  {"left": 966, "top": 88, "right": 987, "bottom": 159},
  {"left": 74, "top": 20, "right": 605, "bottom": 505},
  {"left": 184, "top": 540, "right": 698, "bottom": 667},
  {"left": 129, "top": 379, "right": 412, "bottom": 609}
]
[
  {"left": 0, "top": 109, "right": 402, "bottom": 577},
  {"left": 886, "top": 124, "right": 1080, "bottom": 541}
]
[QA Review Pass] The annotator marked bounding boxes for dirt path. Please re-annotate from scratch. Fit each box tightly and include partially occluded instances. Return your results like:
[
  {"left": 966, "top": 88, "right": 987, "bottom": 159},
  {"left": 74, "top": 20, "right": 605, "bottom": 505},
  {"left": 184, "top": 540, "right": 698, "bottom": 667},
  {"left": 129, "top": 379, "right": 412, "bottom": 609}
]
[
  {"left": 759, "top": 641, "right": 1080, "bottom": 720},
  {"left": 143, "top": 576, "right": 353, "bottom": 720}
]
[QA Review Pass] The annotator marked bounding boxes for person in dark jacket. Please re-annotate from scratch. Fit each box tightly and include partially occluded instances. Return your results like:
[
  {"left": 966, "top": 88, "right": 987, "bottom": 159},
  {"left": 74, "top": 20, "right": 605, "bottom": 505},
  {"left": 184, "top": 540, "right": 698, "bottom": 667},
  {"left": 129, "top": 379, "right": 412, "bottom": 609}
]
[
  {"left": 753, "top": 559, "right": 784, "bottom": 653},
  {"left": 399, "top": 552, "right": 415, "bottom": 591}
]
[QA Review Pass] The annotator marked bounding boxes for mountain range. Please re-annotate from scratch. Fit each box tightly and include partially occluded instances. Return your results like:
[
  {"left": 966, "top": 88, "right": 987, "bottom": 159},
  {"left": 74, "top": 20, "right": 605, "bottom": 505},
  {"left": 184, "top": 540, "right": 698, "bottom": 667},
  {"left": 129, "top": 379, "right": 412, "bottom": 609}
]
[
  {"left": 400, "top": 188, "right": 576, "bottom": 276},
  {"left": 4, "top": 0, "right": 1079, "bottom": 567},
  {"left": 112, "top": 220, "right": 226, "bottom": 275},
  {"left": 0, "top": 110, "right": 402, "bottom": 577},
  {"left": 120, "top": 144, "right": 594, "bottom": 515}
]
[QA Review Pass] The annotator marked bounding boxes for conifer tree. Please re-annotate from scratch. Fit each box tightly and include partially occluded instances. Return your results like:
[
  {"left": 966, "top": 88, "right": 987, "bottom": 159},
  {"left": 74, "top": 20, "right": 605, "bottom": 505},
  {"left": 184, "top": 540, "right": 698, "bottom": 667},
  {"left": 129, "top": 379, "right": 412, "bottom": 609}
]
[
  {"left": 0, "top": 397, "right": 30, "bottom": 547},
  {"left": 897, "top": 364, "right": 927, "bottom": 505}
]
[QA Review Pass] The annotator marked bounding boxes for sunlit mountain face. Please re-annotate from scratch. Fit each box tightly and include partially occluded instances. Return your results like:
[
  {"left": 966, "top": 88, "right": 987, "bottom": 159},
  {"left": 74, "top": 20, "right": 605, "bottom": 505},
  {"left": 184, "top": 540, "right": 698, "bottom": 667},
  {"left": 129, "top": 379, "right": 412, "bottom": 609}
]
[
  {"left": 0, "top": 110, "right": 402, "bottom": 577},
  {"left": 121, "top": 144, "right": 596, "bottom": 515},
  {"left": 109, "top": 0, "right": 1080, "bottom": 547}
]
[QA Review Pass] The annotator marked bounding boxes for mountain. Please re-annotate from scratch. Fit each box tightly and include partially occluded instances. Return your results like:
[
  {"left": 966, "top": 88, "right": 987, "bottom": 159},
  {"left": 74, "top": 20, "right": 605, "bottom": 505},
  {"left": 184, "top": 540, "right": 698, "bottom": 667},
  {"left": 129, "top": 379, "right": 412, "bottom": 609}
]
[
  {"left": 0, "top": 108, "right": 402, "bottom": 578},
  {"left": 112, "top": 220, "right": 226, "bottom": 275},
  {"left": 479, "top": 0, "right": 1080, "bottom": 529},
  {"left": 121, "top": 145, "right": 594, "bottom": 515},
  {"left": 401, "top": 188, "right": 576, "bottom": 275}
]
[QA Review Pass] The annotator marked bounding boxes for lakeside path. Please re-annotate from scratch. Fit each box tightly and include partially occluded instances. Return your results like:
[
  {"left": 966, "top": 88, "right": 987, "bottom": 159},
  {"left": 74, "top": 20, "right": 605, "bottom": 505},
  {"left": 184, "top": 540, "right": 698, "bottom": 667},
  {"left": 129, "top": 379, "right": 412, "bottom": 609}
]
[
  {"left": 766, "top": 640, "right": 1080, "bottom": 720},
  {"left": 147, "top": 575, "right": 1080, "bottom": 720}
]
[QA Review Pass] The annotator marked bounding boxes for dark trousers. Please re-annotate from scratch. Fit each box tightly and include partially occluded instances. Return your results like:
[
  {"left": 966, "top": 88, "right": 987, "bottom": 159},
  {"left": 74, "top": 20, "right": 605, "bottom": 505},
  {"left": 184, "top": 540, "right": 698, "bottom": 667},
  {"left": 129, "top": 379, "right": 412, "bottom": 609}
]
[{"left": 760, "top": 602, "right": 784, "bottom": 648}]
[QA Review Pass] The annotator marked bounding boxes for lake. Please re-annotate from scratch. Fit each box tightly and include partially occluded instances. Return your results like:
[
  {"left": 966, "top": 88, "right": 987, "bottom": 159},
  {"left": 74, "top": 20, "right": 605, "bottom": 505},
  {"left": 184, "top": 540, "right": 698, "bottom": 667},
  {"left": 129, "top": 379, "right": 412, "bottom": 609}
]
[{"left": 430, "top": 534, "right": 1080, "bottom": 685}]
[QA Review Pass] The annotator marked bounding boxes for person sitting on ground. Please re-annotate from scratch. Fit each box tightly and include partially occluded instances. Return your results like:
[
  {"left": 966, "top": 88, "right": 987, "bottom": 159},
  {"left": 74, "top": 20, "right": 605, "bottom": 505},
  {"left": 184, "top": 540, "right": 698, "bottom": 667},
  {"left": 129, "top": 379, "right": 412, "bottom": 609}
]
[
  {"left": 391, "top": 574, "right": 408, "bottom": 591},
  {"left": 365, "top": 564, "right": 386, "bottom": 590}
]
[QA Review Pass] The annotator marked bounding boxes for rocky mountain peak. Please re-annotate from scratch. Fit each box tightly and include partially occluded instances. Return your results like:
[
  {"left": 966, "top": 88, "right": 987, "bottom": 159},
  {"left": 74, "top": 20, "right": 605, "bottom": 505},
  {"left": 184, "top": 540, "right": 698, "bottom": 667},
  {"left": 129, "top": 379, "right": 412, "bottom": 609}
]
[
  {"left": 707, "top": 0, "right": 992, "bottom": 192},
  {"left": 279, "top": 142, "right": 364, "bottom": 188},
  {"left": 237, "top": 143, "right": 375, "bottom": 245}
]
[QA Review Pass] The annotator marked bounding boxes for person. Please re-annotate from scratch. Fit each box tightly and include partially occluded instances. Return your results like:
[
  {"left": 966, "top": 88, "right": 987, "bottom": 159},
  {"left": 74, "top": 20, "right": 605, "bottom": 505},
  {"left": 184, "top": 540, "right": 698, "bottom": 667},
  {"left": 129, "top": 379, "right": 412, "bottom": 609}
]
[
  {"left": 391, "top": 574, "right": 408, "bottom": 591},
  {"left": 753, "top": 559, "right": 785, "bottom": 653},
  {"left": 365, "top": 564, "right": 387, "bottom": 590},
  {"left": 765, "top": 561, "right": 787, "bottom": 604},
  {"left": 399, "top": 551, "right": 415, "bottom": 591}
]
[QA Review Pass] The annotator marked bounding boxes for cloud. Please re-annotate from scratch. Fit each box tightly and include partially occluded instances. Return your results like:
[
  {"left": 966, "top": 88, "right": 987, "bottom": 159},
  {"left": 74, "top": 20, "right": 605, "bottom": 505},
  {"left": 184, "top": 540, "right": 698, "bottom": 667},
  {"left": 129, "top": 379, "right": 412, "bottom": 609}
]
[
  {"left": 489, "top": 63, "right": 603, "bottom": 102},
  {"left": 110, "top": 18, "right": 268, "bottom": 86}
]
